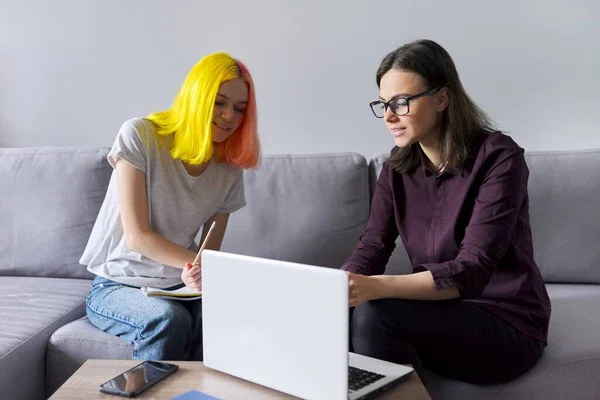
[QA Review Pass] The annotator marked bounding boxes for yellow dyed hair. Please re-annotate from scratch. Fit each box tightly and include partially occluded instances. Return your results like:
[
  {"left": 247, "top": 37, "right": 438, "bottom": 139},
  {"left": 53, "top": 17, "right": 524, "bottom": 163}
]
[{"left": 146, "top": 52, "right": 260, "bottom": 168}]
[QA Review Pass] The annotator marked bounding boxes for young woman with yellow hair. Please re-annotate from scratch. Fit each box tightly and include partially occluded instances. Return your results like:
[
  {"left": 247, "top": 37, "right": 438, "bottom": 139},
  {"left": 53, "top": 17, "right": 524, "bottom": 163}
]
[{"left": 80, "top": 52, "right": 260, "bottom": 360}]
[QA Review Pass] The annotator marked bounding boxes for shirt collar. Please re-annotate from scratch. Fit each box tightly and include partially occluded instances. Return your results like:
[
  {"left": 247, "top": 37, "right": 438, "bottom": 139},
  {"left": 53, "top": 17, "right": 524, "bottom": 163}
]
[{"left": 417, "top": 147, "right": 458, "bottom": 177}]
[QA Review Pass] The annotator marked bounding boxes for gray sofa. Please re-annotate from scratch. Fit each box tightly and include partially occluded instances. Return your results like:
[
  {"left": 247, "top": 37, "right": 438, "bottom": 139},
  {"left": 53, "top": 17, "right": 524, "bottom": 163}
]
[{"left": 0, "top": 147, "right": 598, "bottom": 400}]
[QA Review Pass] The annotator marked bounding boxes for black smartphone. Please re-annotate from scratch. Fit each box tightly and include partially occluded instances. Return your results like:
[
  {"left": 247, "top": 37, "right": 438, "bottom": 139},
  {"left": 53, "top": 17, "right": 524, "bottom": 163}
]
[{"left": 98, "top": 361, "right": 179, "bottom": 397}]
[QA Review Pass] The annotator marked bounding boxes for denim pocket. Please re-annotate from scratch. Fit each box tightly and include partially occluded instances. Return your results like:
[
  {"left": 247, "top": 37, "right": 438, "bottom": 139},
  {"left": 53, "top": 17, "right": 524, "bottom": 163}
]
[{"left": 87, "top": 278, "right": 123, "bottom": 309}]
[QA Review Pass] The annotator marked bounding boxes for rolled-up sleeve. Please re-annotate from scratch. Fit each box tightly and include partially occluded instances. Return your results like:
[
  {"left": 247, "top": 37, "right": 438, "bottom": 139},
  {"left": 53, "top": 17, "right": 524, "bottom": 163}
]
[{"left": 414, "top": 144, "right": 529, "bottom": 298}]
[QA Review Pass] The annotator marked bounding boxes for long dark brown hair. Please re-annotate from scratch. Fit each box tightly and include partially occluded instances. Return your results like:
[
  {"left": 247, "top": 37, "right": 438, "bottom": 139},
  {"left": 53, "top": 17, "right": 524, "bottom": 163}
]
[{"left": 377, "top": 39, "right": 495, "bottom": 173}]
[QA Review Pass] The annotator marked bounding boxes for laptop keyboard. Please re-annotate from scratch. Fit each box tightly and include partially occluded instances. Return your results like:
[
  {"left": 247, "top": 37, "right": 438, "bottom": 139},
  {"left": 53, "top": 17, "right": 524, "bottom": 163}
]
[{"left": 348, "top": 366, "right": 385, "bottom": 392}]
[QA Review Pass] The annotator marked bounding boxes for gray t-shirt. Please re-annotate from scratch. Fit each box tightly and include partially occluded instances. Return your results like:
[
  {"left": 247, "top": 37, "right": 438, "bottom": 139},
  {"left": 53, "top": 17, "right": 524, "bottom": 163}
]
[{"left": 80, "top": 118, "right": 246, "bottom": 288}]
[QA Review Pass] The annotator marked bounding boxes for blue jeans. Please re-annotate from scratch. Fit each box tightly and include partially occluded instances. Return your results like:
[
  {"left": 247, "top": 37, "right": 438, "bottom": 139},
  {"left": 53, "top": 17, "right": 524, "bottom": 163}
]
[{"left": 86, "top": 276, "right": 203, "bottom": 361}]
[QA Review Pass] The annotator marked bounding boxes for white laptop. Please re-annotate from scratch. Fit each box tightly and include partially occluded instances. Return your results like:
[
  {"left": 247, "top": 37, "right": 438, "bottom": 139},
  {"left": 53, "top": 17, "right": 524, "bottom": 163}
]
[{"left": 201, "top": 250, "right": 414, "bottom": 400}]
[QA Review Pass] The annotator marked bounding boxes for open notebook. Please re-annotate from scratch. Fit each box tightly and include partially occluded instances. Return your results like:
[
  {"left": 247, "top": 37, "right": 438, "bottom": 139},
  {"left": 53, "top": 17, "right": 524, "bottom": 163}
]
[
  {"left": 140, "top": 285, "right": 202, "bottom": 301},
  {"left": 139, "top": 221, "right": 215, "bottom": 301}
]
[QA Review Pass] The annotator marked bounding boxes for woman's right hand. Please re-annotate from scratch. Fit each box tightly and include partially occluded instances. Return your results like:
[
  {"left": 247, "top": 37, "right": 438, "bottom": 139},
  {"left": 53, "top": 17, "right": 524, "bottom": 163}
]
[{"left": 181, "top": 262, "right": 202, "bottom": 291}]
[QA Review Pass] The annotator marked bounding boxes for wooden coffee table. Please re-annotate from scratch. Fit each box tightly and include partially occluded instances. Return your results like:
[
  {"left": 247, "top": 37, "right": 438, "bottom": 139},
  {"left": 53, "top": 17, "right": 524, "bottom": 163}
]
[{"left": 50, "top": 359, "right": 431, "bottom": 399}]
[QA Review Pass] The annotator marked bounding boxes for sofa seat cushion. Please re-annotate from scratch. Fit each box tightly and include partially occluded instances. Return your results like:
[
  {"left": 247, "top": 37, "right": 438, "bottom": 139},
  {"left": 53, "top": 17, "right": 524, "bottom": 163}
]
[
  {"left": 46, "top": 317, "right": 132, "bottom": 397},
  {"left": 424, "top": 284, "right": 600, "bottom": 400},
  {"left": 0, "top": 277, "right": 91, "bottom": 400}
]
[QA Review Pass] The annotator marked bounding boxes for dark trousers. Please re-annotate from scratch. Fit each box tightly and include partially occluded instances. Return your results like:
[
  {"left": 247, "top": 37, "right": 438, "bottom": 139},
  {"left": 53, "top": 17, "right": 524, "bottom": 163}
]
[{"left": 349, "top": 299, "right": 546, "bottom": 385}]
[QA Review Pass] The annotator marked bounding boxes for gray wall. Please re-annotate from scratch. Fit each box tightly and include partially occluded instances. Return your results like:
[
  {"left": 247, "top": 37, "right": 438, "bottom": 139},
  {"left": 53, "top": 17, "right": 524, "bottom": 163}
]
[{"left": 1, "top": 0, "right": 598, "bottom": 156}]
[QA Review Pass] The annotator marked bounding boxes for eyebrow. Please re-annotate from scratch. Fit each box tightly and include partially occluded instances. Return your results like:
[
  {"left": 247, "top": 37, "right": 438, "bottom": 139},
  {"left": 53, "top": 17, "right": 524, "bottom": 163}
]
[
  {"left": 379, "top": 93, "right": 411, "bottom": 101},
  {"left": 217, "top": 93, "right": 248, "bottom": 105}
]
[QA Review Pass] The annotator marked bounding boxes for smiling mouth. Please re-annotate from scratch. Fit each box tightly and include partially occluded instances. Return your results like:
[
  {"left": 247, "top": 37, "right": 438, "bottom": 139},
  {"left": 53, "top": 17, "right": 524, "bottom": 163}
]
[
  {"left": 213, "top": 122, "right": 231, "bottom": 131},
  {"left": 390, "top": 127, "right": 406, "bottom": 137}
]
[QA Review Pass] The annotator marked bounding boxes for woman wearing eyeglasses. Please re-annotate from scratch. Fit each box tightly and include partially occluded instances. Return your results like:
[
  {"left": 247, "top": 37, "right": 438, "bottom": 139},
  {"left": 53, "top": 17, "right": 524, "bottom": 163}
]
[{"left": 342, "top": 39, "right": 550, "bottom": 384}]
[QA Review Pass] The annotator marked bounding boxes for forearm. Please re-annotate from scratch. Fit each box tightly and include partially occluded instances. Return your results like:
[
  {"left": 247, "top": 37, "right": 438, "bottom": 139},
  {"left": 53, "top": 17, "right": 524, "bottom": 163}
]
[
  {"left": 342, "top": 233, "right": 395, "bottom": 276},
  {"left": 128, "top": 230, "right": 197, "bottom": 270},
  {"left": 344, "top": 164, "right": 398, "bottom": 276},
  {"left": 374, "top": 271, "right": 460, "bottom": 301}
]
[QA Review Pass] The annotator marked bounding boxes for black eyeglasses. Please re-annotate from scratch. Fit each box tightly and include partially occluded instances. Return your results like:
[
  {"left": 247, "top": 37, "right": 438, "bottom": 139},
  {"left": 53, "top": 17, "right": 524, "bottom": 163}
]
[{"left": 369, "top": 82, "right": 451, "bottom": 118}]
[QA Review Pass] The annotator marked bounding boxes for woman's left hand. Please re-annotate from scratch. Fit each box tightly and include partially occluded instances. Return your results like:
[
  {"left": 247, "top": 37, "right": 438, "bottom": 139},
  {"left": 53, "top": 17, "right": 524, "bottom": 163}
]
[{"left": 348, "top": 272, "right": 381, "bottom": 307}]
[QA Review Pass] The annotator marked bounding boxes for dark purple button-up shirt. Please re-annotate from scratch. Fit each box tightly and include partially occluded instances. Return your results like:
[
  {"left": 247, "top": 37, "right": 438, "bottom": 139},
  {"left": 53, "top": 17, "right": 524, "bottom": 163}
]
[{"left": 342, "top": 131, "right": 551, "bottom": 342}]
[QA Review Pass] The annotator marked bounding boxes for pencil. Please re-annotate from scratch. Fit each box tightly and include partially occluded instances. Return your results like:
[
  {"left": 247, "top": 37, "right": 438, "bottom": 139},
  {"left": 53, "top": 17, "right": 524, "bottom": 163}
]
[{"left": 192, "top": 221, "right": 216, "bottom": 265}]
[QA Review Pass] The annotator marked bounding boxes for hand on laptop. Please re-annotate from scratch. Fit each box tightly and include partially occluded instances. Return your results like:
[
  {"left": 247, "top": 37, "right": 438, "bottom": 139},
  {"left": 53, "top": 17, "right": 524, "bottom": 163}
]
[
  {"left": 182, "top": 262, "right": 202, "bottom": 291},
  {"left": 348, "top": 272, "right": 379, "bottom": 307}
]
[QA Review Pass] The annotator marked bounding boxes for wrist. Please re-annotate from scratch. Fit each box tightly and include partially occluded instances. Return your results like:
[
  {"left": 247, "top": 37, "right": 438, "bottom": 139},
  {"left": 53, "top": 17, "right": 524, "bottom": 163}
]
[{"left": 371, "top": 275, "right": 393, "bottom": 300}]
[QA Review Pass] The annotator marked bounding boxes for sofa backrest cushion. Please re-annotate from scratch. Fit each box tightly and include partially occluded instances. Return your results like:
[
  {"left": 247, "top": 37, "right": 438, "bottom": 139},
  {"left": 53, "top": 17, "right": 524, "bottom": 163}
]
[
  {"left": 525, "top": 149, "right": 600, "bottom": 283},
  {"left": 0, "top": 147, "right": 110, "bottom": 279},
  {"left": 222, "top": 154, "right": 370, "bottom": 269}
]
